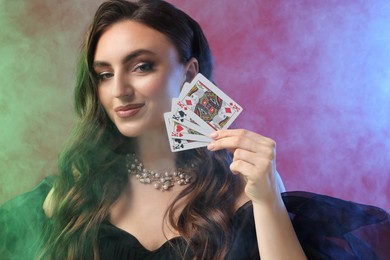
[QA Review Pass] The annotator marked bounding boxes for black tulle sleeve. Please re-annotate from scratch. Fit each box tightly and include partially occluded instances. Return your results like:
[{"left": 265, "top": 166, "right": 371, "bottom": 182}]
[
  {"left": 0, "top": 176, "right": 55, "bottom": 260},
  {"left": 282, "top": 191, "right": 390, "bottom": 259},
  {"left": 227, "top": 191, "right": 390, "bottom": 260}
]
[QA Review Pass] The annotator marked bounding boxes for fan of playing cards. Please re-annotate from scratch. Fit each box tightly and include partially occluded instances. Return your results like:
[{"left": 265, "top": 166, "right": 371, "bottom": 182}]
[{"left": 164, "top": 73, "right": 243, "bottom": 152}]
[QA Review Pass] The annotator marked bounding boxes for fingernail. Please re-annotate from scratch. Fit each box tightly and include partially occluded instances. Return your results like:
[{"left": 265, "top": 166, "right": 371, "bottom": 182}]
[
  {"left": 207, "top": 142, "right": 215, "bottom": 151},
  {"left": 210, "top": 132, "right": 218, "bottom": 139}
]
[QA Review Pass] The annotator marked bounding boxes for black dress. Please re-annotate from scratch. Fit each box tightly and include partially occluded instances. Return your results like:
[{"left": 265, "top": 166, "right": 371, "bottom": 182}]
[
  {"left": 1, "top": 176, "right": 389, "bottom": 259},
  {"left": 98, "top": 200, "right": 259, "bottom": 259}
]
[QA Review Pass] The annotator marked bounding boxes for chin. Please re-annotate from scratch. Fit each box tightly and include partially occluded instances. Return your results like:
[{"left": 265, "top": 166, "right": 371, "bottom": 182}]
[
  {"left": 116, "top": 126, "right": 143, "bottom": 138},
  {"left": 112, "top": 114, "right": 165, "bottom": 137}
]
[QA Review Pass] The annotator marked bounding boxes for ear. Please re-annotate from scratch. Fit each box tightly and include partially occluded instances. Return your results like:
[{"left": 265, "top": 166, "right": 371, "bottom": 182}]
[{"left": 184, "top": 57, "right": 199, "bottom": 82}]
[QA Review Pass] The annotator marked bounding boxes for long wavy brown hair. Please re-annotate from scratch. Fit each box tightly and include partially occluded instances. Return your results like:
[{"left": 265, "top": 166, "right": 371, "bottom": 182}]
[{"left": 39, "top": 0, "right": 245, "bottom": 259}]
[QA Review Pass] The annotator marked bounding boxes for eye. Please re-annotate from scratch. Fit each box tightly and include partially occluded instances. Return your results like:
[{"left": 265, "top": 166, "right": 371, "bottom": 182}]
[
  {"left": 134, "top": 62, "right": 154, "bottom": 73},
  {"left": 97, "top": 72, "right": 113, "bottom": 81}
]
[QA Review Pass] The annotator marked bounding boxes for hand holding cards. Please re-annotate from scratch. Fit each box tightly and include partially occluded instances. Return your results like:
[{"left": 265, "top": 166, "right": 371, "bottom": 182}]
[{"left": 164, "top": 73, "right": 243, "bottom": 152}]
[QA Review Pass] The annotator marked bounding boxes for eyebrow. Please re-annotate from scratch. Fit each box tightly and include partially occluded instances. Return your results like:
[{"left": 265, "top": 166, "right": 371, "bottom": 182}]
[{"left": 93, "top": 49, "right": 157, "bottom": 68}]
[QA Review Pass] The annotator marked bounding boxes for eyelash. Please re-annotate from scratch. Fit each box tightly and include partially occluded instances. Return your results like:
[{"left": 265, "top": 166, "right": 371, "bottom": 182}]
[
  {"left": 97, "top": 72, "right": 113, "bottom": 81},
  {"left": 134, "top": 62, "right": 154, "bottom": 73},
  {"left": 96, "top": 62, "right": 155, "bottom": 82}
]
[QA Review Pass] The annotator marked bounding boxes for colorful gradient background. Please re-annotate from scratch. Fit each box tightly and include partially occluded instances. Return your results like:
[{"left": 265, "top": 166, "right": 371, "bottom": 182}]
[{"left": 1, "top": 0, "right": 389, "bottom": 211}]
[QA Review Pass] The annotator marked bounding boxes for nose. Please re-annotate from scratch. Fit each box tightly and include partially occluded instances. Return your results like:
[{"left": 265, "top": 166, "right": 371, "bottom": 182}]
[{"left": 111, "top": 70, "right": 133, "bottom": 98}]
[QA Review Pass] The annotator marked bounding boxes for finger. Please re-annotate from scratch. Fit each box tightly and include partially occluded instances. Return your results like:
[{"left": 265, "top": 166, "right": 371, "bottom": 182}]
[
  {"left": 232, "top": 149, "right": 257, "bottom": 167},
  {"left": 233, "top": 148, "right": 275, "bottom": 167},
  {"left": 208, "top": 134, "right": 276, "bottom": 154},
  {"left": 207, "top": 135, "right": 258, "bottom": 152},
  {"left": 230, "top": 158, "right": 274, "bottom": 182},
  {"left": 229, "top": 159, "right": 257, "bottom": 176},
  {"left": 211, "top": 129, "right": 276, "bottom": 147}
]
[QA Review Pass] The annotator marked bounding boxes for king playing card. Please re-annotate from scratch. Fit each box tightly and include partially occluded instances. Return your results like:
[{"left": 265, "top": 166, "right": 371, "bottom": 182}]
[
  {"left": 178, "top": 73, "right": 243, "bottom": 131},
  {"left": 164, "top": 73, "right": 243, "bottom": 152}
]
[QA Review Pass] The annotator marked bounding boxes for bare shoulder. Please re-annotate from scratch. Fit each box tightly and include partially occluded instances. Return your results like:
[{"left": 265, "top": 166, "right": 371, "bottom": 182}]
[{"left": 43, "top": 187, "right": 55, "bottom": 217}]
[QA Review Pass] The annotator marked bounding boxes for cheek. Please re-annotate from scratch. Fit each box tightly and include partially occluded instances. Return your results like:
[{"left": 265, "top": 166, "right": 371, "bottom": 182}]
[
  {"left": 142, "top": 79, "right": 179, "bottom": 115},
  {"left": 139, "top": 73, "right": 181, "bottom": 99},
  {"left": 167, "top": 79, "right": 181, "bottom": 98},
  {"left": 97, "top": 87, "right": 111, "bottom": 111},
  {"left": 97, "top": 88, "right": 105, "bottom": 105}
]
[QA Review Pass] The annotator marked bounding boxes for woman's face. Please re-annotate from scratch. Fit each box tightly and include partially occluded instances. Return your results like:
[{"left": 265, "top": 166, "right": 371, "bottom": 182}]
[{"left": 94, "top": 20, "right": 191, "bottom": 137}]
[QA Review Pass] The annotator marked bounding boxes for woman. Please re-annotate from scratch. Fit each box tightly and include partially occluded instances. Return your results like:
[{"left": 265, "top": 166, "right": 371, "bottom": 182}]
[
  {"left": 37, "top": 0, "right": 305, "bottom": 259},
  {"left": 1, "top": 0, "right": 388, "bottom": 259}
]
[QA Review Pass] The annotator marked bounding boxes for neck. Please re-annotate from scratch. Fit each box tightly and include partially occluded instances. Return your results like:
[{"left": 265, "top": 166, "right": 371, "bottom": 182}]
[{"left": 136, "top": 125, "right": 176, "bottom": 172}]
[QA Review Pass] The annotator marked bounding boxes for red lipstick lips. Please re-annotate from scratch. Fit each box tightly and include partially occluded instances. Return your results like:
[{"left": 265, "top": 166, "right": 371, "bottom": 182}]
[{"left": 114, "top": 103, "right": 144, "bottom": 118}]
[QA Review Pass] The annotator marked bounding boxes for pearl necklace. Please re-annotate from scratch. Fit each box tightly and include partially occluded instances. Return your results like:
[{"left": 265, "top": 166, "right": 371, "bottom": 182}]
[{"left": 125, "top": 153, "right": 193, "bottom": 191}]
